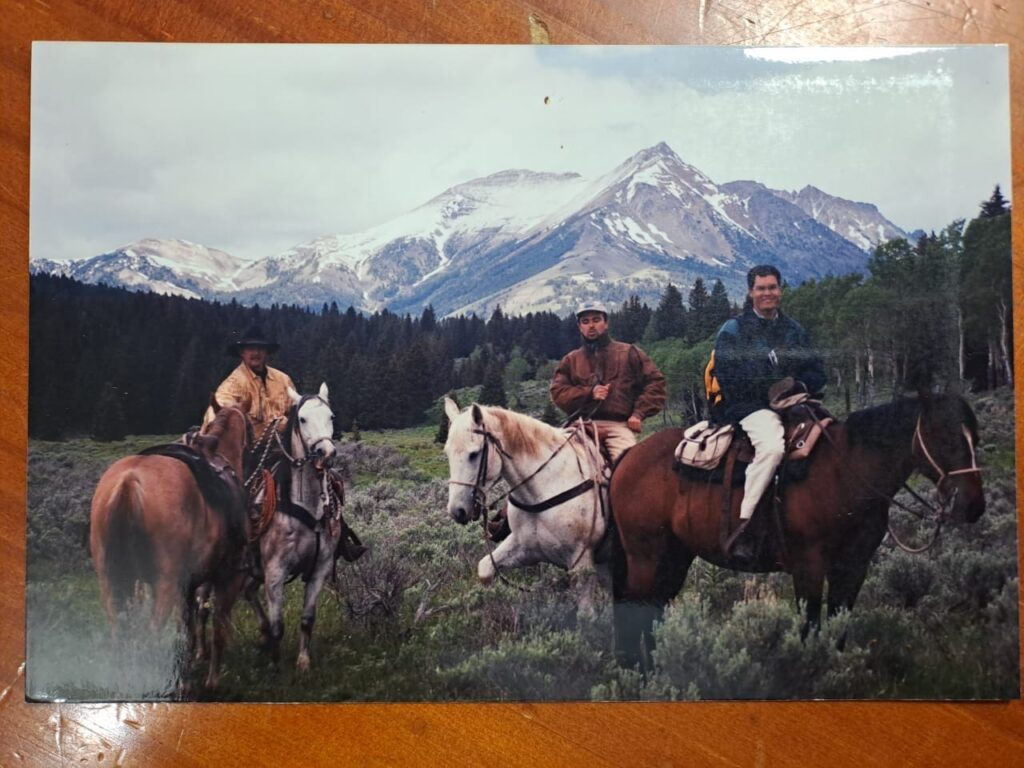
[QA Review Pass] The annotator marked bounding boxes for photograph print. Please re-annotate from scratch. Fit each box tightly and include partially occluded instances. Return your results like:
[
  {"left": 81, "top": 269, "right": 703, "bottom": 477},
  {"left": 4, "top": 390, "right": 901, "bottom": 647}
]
[{"left": 27, "top": 43, "right": 1016, "bottom": 701}]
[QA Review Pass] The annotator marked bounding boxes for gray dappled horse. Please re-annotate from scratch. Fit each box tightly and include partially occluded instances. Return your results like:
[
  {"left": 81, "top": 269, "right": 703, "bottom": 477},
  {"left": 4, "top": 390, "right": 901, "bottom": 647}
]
[{"left": 245, "top": 383, "right": 344, "bottom": 672}]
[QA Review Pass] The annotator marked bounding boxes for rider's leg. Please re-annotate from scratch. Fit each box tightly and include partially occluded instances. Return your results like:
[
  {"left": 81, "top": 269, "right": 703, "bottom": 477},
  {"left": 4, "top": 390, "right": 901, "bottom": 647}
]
[
  {"left": 596, "top": 420, "right": 637, "bottom": 464},
  {"left": 738, "top": 409, "right": 785, "bottom": 520}
]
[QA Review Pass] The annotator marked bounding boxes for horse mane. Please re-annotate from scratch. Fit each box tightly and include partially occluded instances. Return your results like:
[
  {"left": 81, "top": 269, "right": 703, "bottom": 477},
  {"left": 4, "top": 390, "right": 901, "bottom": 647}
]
[
  {"left": 483, "top": 407, "right": 562, "bottom": 457},
  {"left": 844, "top": 393, "right": 978, "bottom": 450},
  {"left": 844, "top": 397, "right": 921, "bottom": 450}
]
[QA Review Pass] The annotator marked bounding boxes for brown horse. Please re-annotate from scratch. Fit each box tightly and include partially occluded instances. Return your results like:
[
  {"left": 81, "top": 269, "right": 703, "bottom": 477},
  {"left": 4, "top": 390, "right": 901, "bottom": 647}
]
[
  {"left": 609, "top": 393, "right": 986, "bottom": 667},
  {"left": 89, "top": 401, "right": 250, "bottom": 691}
]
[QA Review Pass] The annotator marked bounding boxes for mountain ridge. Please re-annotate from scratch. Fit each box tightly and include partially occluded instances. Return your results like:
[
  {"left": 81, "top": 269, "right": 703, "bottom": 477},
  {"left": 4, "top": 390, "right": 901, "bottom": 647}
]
[{"left": 32, "top": 143, "right": 908, "bottom": 316}]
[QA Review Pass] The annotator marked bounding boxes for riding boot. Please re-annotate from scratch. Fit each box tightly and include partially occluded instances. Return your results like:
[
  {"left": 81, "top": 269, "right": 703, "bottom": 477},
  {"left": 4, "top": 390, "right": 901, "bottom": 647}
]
[
  {"left": 723, "top": 515, "right": 759, "bottom": 561},
  {"left": 336, "top": 525, "right": 367, "bottom": 562},
  {"left": 487, "top": 503, "right": 512, "bottom": 543}
]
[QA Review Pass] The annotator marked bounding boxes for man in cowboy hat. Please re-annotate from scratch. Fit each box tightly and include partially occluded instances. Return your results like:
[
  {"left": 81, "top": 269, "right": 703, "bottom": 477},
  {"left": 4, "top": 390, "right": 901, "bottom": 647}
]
[
  {"left": 201, "top": 325, "right": 297, "bottom": 437},
  {"left": 550, "top": 301, "right": 666, "bottom": 463}
]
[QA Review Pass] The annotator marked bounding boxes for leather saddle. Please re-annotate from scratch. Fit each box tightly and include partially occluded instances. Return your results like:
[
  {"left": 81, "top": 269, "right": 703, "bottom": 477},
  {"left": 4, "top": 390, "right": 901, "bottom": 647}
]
[
  {"left": 138, "top": 442, "right": 248, "bottom": 545},
  {"left": 676, "top": 400, "right": 834, "bottom": 488}
]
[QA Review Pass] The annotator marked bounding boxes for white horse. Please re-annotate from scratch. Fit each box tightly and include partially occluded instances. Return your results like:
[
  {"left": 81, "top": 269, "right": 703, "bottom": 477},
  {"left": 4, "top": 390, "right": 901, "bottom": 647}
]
[
  {"left": 443, "top": 397, "right": 610, "bottom": 612},
  {"left": 245, "top": 383, "right": 344, "bottom": 672}
]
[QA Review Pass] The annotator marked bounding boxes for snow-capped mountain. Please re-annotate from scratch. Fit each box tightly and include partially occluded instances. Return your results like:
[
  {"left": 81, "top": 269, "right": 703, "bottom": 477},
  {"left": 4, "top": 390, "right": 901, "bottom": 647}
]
[
  {"left": 31, "top": 144, "right": 909, "bottom": 316},
  {"left": 773, "top": 185, "right": 907, "bottom": 251},
  {"left": 32, "top": 238, "right": 248, "bottom": 300},
  {"left": 228, "top": 169, "right": 587, "bottom": 309}
]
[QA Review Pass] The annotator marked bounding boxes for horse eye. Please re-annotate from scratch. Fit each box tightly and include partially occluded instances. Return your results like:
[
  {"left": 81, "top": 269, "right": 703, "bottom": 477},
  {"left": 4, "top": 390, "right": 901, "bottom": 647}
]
[
  {"left": 299, "top": 417, "right": 306, "bottom": 424},
  {"left": 468, "top": 451, "right": 479, "bottom": 462}
]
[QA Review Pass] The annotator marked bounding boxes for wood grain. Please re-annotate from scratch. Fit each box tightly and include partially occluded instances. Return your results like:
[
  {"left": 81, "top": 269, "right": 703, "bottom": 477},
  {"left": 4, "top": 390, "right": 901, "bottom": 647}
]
[{"left": 2, "top": 1, "right": 1023, "bottom": 764}]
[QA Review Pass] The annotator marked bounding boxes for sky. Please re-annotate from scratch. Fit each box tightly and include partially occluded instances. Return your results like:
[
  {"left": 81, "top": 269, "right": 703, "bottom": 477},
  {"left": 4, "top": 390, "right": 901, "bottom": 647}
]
[{"left": 30, "top": 43, "right": 1011, "bottom": 264}]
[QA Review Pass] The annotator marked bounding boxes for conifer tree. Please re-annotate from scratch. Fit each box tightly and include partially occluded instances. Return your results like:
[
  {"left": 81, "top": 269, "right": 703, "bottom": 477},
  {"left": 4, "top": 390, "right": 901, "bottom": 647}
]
[
  {"left": 479, "top": 360, "right": 508, "bottom": 407},
  {"left": 980, "top": 185, "right": 1010, "bottom": 218},
  {"left": 687, "top": 277, "right": 711, "bottom": 342},
  {"left": 652, "top": 283, "right": 687, "bottom": 340}
]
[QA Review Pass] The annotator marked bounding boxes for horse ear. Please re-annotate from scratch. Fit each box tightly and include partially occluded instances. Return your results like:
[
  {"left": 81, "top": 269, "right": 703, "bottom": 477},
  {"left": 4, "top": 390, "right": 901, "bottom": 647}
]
[
  {"left": 319, "top": 382, "right": 329, "bottom": 403},
  {"left": 471, "top": 403, "right": 483, "bottom": 425},
  {"left": 287, "top": 386, "right": 301, "bottom": 405},
  {"left": 444, "top": 397, "right": 461, "bottom": 423}
]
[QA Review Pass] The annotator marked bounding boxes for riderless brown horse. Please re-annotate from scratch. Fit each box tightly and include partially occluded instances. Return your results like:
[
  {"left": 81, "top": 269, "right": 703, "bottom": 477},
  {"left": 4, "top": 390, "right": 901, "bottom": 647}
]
[
  {"left": 609, "top": 393, "right": 985, "bottom": 667},
  {"left": 89, "top": 400, "right": 250, "bottom": 691}
]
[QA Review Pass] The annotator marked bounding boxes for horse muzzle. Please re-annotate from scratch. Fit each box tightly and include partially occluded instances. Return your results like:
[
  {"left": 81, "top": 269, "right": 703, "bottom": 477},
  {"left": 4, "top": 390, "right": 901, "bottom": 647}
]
[
  {"left": 311, "top": 441, "right": 337, "bottom": 471},
  {"left": 943, "top": 478, "right": 986, "bottom": 524},
  {"left": 449, "top": 505, "right": 471, "bottom": 525}
]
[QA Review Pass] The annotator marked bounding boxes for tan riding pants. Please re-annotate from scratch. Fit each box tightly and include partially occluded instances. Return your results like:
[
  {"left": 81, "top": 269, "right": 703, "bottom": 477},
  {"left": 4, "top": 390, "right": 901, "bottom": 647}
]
[
  {"left": 738, "top": 409, "right": 785, "bottom": 520},
  {"left": 594, "top": 420, "right": 638, "bottom": 463}
]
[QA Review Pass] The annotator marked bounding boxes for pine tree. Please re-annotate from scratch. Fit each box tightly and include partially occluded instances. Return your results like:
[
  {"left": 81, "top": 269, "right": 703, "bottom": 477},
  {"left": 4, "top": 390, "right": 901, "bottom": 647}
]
[
  {"left": 980, "top": 185, "right": 1010, "bottom": 218},
  {"left": 614, "top": 295, "right": 651, "bottom": 343},
  {"left": 652, "top": 283, "right": 687, "bottom": 340},
  {"left": 707, "top": 280, "right": 732, "bottom": 334},
  {"left": 479, "top": 360, "right": 508, "bottom": 407},
  {"left": 687, "top": 277, "right": 710, "bottom": 342}
]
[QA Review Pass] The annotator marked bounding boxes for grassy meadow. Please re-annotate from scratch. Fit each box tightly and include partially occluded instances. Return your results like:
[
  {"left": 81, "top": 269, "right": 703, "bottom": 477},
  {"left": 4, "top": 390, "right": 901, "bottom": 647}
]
[{"left": 26, "top": 386, "right": 1020, "bottom": 701}]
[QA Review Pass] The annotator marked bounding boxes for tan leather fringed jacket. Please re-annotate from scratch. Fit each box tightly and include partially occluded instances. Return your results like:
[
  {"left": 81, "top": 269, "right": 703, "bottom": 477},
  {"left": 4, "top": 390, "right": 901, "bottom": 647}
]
[{"left": 202, "top": 363, "right": 296, "bottom": 436}]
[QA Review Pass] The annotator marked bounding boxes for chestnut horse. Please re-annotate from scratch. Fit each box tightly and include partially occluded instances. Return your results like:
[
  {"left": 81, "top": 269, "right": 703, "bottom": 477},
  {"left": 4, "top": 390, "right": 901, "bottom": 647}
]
[
  {"left": 89, "top": 401, "right": 250, "bottom": 691},
  {"left": 609, "top": 393, "right": 985, "bottom": 667}
]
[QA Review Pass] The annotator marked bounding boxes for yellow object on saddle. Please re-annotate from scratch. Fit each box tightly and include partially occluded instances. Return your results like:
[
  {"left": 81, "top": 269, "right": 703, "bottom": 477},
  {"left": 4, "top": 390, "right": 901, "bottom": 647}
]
[{"left": 704, "top": 349, "right": 722, "bottom": 409}]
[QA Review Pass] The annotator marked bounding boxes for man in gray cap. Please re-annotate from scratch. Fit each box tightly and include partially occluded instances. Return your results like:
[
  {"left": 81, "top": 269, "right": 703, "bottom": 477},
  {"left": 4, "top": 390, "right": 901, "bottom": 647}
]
[
  {"left": 550, "top": 301, "right": 666, "bottom": 462},
  {"left": 202, "top": 325, "right": 297, "bottom": 437}
]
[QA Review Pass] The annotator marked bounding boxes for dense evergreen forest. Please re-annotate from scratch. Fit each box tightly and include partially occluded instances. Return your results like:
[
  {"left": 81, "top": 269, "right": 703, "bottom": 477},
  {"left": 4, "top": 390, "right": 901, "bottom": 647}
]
[{"left": 29, "top": 188, "right": 1011, "bottom": 440}]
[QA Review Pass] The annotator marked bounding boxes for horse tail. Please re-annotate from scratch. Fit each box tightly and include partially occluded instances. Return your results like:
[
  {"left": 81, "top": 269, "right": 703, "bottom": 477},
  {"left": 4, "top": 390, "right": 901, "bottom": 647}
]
[{"left": 99, "top": 473, "right": 153, "bottom": 613}]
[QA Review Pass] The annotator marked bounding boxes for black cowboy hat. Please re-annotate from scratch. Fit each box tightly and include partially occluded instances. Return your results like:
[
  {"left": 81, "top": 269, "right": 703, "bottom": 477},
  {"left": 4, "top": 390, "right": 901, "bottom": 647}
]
[{"left": 226, "top": 325, "right": 280, "bottom": 355}]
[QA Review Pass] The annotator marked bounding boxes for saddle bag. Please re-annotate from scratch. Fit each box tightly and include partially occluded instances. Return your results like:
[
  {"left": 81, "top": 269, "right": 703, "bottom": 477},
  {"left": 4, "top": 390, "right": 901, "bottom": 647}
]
[
  {"left": 768, "top": 378, "right": 833, "bottom": 461},
  {"left": 675, "top": 421, "right": 734, "bottom": 471}
]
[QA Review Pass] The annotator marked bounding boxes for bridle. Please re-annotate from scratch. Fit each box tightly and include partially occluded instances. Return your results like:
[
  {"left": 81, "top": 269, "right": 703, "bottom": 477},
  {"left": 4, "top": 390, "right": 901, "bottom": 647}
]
[
  {"left": 886, "top": 414, "right": 982, "bottom": 553},
  {"left": 447, "top": 426, "right": 511, "bottom": 522},
  {"left": 447, "top": 414, "right": 606, "bottom": 589},
  {"left": 815, "top": 404, "right": 982, "bottom": 554},
  {"left": 281, "top": 395, "right": 335, "bottom": 471},
  {"left": 912, "top": 417, "right": 982, "bottom": 493},
  {"left": 447, "top": 418, "right": 597, "bottom": 521}
]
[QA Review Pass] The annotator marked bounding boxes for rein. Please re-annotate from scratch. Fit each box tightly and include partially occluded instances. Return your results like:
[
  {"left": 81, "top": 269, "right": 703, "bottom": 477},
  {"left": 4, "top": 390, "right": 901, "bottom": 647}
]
[{"left": 448, "top": 422, "right": 583, "bottom": 522}]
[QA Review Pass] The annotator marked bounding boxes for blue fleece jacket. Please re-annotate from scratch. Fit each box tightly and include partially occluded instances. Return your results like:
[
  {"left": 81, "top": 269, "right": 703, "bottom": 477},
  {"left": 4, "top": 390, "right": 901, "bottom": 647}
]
[{"left": 713, "top": 306, "right": 826, "bottom": 423}]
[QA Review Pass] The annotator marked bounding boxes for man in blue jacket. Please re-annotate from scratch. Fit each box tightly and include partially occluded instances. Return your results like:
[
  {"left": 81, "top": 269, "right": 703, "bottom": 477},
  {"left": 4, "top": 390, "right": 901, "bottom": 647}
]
[{"left": 714, "top": 264, "right": 826, "bottom": 557}]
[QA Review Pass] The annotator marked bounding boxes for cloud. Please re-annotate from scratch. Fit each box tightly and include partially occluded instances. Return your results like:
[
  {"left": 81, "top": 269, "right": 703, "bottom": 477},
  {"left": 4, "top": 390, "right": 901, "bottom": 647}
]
[
  {"left": 30, "top": 44, "right": 1010, "bottom": 264},
  {"left": 744, "top": 46, "right": 949, "bottom": 64}
]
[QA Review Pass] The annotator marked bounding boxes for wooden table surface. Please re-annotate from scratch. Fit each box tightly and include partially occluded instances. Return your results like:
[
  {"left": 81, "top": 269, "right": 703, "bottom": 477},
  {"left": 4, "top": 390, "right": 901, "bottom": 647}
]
[{"left": 2, "top": 1, "right": 1023, "bottom": 765}]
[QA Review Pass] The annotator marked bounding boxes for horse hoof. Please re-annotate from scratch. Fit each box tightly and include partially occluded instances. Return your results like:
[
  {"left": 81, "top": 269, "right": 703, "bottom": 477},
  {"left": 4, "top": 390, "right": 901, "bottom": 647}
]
[{"left": 296, "top": 655, "right": 311, "bottom": 673}]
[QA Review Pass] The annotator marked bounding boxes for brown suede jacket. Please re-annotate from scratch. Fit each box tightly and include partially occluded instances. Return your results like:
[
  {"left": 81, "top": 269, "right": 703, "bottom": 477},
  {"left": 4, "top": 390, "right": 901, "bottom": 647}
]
[{"left": 550, "top": 336, "right": 666, "bottom": 422}]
